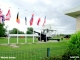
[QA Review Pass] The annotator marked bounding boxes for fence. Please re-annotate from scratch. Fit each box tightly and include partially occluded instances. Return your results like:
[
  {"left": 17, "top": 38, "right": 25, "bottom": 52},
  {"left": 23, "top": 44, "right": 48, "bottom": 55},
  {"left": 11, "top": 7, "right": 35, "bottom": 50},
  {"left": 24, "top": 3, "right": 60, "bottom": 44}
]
[
  {"left": 0, "top": 49, "right": 47, "bottom": 60},
  {"left": 8, "top": 34, "right": 38, "bottom": 44},
  {"left": 0, "top": 46, "right": 68, "bottom": 60}
]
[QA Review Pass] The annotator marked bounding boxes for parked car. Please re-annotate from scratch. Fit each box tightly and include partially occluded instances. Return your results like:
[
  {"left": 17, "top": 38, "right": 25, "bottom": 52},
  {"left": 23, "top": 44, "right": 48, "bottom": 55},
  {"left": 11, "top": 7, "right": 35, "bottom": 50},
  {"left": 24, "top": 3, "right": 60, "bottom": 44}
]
[{"left": 64, "top": 35, "right": 71, "bottom": 38}]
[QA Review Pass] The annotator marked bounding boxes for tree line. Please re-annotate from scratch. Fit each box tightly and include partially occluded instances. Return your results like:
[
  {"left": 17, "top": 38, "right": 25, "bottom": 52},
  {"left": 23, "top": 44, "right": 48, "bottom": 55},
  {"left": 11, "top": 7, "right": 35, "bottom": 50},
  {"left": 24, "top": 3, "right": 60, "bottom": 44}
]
[
  {"left": 0, "top": 23, "right": 33, "bottom": 37},
  {"left": 9, "top": 27, "right": 33, "bottom": 34}
]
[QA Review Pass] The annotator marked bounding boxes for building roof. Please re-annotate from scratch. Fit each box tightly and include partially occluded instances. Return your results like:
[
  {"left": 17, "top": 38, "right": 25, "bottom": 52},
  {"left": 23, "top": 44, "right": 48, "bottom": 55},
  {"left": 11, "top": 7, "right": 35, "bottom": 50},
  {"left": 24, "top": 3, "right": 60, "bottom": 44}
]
[{"left": 65, "top": 6, "right": 80, "bottom": 18}]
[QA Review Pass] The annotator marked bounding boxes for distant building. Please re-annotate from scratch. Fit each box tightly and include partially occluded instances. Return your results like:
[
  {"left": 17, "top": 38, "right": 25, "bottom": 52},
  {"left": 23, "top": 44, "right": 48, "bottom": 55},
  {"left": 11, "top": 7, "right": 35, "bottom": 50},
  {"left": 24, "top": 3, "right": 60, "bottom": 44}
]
[{"left": 65, "top": 6, "right": 80, "bottom": 31}]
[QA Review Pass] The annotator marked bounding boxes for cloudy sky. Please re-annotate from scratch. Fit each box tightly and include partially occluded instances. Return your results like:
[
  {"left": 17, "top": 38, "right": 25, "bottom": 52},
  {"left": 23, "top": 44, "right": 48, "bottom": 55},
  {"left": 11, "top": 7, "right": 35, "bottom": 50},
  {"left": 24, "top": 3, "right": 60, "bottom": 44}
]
[{"left": 0, "top": 0, "right": 80, "bottom": 34}]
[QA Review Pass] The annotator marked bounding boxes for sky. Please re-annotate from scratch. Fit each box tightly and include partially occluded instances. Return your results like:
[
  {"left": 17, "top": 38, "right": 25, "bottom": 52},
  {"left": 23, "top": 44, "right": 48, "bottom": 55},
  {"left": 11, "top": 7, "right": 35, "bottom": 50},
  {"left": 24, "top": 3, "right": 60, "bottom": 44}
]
[{"left": 0, "top": 0, "right": 80, "bottom": 34}]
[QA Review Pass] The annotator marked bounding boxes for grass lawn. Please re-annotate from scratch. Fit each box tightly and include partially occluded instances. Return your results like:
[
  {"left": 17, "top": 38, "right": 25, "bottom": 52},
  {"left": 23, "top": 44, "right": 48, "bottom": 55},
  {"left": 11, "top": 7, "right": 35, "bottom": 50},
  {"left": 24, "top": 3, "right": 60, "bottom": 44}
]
[{"left": 0, "top": 37, "right": 70, "bottom": 60}]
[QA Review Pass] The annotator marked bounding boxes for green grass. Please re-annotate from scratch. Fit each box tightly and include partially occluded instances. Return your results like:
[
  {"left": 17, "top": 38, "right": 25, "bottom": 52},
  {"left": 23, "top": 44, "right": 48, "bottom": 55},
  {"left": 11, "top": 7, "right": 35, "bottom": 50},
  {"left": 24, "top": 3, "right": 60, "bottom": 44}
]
[{"left": 0, "top": 37, "right": 70, "bottom": 60}]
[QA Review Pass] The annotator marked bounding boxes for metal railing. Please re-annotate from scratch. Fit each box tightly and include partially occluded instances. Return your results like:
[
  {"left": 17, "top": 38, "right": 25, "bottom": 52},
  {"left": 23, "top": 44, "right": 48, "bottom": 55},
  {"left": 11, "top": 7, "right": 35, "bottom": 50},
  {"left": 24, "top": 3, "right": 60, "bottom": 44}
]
[
  {"left": 0, "top": 46, "right": 67, "bottom": 60},
  {"left": 0, "top": 49, "right": 47, "bottom": 60}
]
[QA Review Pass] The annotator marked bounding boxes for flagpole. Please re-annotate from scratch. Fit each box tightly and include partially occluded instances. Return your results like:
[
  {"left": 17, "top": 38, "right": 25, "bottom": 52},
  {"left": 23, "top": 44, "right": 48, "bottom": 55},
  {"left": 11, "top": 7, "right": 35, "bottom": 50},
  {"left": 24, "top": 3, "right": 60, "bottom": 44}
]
[
  {"left": 17, "top": 26, "right": 18, "bottom": 44},
  {"left": 17, "top": 24, "right": 18, "bottom": 44},
  {"left": 33, "top": 26, "right": 34, "bottom": 43},
  {"left": 7, "top": 25, "right": 10, "bottom": 44},
  {"left": 7, "top": 7, "right": 11, "bottom": 44},
  {"left": 17, "top": 8, "right": 19, "bottom": 44},
  {"left": 25, "top": 10, "right": 27, "bottom": 43},
  {"left": 25, "top": 26, "right": 26, "bottom": 43},
  {"left": 45, "top": 13, "right": 47, "bottom": 42},
  {"left": 40, "top": 12, "right": 41, "bottom": 42},
  {"left": 33, "top": 11, "right": 34, "bottom": 43}
]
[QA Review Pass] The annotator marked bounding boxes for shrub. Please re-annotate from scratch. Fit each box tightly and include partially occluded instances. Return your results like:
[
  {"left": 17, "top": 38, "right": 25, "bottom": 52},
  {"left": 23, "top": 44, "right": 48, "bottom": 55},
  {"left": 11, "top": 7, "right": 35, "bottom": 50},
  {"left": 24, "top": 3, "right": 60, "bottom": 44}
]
[
  {"left": 42, "top": 56, "right": 62, "bottom": 60},
  {"left": 62, "top": 31, "right": 80, "bottom": 60}
]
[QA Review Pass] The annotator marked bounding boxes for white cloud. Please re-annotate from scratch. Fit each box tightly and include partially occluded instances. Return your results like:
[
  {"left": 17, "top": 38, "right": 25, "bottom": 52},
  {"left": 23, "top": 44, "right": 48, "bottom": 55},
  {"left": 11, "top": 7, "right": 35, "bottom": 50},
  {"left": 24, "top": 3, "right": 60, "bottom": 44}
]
[
  {"left": 22, "top": 0, "right": 37, "bottom": 3},
  {"left": 41, "top": 0, "right": 52, "bottom": 5}
]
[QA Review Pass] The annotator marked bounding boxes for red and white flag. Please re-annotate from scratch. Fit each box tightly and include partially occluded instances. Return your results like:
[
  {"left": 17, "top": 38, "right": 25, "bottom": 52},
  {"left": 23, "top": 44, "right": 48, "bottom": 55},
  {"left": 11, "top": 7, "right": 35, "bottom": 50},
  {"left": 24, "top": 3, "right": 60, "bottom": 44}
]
[
  {"left": 5, "top": 9, "right": 11, "bottom": 20},
  {"left": 42, "top": 16, "right": 46, "bottom": 26},
  {"left": 37, "top": 18, "right": 40, "bottom": 26},
  {"left": 30, "top": 14, "right": 34, "bottom": 26}
]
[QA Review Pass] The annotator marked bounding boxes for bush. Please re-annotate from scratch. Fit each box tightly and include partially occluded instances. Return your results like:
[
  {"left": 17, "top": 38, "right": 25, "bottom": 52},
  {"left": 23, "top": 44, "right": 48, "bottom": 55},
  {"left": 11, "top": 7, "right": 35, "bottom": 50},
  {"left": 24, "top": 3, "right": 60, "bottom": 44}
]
[
  {"left": 42, "top": 56, "right": 62, "bottom": 60},
  {"left": 62, "top": 31, "right": 80, "bottom": 60}
]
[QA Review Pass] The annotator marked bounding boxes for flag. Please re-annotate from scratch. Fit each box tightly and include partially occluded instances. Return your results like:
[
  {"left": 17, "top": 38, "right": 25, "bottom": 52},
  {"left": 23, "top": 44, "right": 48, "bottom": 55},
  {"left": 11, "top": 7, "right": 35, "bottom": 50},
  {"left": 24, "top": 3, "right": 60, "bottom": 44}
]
[
  {"left": 42, "top": 16, "right": 46, "bottom": 26},
  {"left": 0, "top": 16, "right": 4, "bottom": 24},
  {"left": 0, "top": 8, "right": 5, "bottom": 24},
  {"left": 16, "top": 12, "right": 20, "bottom": 24},
  {"left": 0, "top": 17, "right": 2, "bottom": 23},
  {"left": 2, "top": 15, "right": 5, "bottom": 23},
  {"left": 5, "top": 9, "right": 11, "bottom": 20},
  {"left": 25, "top": 17, "right": 27, "bottom": 25},
  {"left": 30, "top": 14, "right": 34, "bottom": 26},
  {"left": 0, "top": 8, "right": 3, "bottom": 18},
  {"left": 0, "top": 8, "right": 2, "bottom": 16},
  {"left": 37, "top": 18, "right": 40, "bottom": 26}
]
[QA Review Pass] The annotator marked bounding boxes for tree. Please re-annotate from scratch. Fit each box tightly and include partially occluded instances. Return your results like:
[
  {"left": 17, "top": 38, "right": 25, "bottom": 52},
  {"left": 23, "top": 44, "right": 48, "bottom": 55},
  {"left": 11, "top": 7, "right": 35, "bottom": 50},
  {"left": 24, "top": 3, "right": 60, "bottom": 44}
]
[
  {"left": 26, "top": 27, "right": 33, "bottom": 34},
  {"left": 0, "top": 23, "right": 6, "bottom": 37},
  {"left": 18, "top": 31, "right": 24, "bottom": 34},
  {"left": 9, "top": 28, "right": 24, "bottom": 34}
]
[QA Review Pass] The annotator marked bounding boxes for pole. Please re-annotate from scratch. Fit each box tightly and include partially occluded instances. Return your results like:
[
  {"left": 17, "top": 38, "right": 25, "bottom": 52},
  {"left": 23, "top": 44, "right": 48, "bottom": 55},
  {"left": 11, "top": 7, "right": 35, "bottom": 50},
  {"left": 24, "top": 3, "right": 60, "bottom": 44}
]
[
  {"left": 45, "top": 13, "right": 47, "bottom": 42},
  {"left": 25, "top": 25, "right": 27, "bottom": 43},
  {"left": 25, "top": 10, "right": 27, "bottom": 43},
  {"left": 7, "top": 7, "right": 11, "bottom": 44},
  {"left": 33, "top": 27, "right": 34, "bottom": 43},
  {"left": 25, "top": 26, "right": 27, "bottom": 43},
  {"left": 40, "top": 12, "right": 41, "bottom": 42},
  {"left": 8, "top": 35, "right": 9, "bottom": 44},
  {"left": 47, "top": 48, "right": 50, "bottom": 57},
  {"left": 25, "top": 28, "right": 26, "bottom": 43},
  {"left": 33, "top": 11, "right": 34, "bottom": 43},
  {"left": 17, "top": 8, "right": 19, "bottom": 44},
  {"left": 7, "top": 25, "right": 10, "bottom": 44},
  {"left": 16, "top": 19, "right": 18, "bottom": 44}
]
